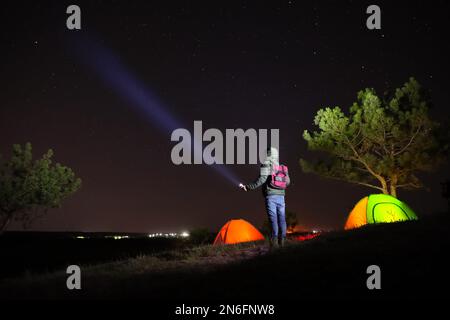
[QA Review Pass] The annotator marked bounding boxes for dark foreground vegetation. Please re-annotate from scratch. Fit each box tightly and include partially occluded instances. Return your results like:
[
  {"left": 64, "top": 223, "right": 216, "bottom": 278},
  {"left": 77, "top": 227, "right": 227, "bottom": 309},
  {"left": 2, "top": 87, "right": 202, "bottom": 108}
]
[
  {"left": 1, "top": 213, "right": 449, "bottom": 300},
  {"left": 0, "top": 232, "right": 189, "bottom": 279}
]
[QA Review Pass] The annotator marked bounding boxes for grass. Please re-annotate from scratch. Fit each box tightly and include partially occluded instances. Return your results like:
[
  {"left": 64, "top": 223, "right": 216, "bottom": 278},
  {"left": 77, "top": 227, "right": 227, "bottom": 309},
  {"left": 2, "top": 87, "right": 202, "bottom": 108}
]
[{"left": 0, "top": 213, "right": 449, "bottom": 300}]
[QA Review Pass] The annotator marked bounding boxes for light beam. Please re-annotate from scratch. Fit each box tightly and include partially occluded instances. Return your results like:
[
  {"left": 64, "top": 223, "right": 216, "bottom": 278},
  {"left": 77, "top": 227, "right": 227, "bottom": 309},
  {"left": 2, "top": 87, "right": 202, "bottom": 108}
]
[{"left": 69, "top": 34, "right": 239, "bottom": 185}]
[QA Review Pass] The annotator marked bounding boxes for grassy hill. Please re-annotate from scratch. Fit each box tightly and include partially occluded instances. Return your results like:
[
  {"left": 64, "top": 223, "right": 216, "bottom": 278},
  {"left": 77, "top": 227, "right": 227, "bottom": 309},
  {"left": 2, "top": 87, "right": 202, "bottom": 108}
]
[{"left": 1, "top": 213, "right": 449, "bottom": 300}]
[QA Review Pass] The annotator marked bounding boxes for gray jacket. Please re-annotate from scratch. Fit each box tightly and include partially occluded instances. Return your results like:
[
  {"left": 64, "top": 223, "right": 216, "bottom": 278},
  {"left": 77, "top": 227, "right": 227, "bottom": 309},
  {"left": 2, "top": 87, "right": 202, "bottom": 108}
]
[{"left": 245, "top": 163, "right": 290, "bottom": 197}]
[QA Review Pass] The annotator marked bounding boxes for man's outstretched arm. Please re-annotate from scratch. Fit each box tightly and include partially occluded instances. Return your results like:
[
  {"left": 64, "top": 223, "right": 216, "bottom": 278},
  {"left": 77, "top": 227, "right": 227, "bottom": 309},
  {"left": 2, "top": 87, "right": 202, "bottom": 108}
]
[{"left": 245, "top": 164, "right": 270, "bottom": 190}]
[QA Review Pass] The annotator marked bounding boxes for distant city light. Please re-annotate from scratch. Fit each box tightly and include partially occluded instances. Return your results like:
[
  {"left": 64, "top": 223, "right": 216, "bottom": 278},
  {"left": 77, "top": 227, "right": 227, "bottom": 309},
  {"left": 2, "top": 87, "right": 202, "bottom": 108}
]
[
  {"left": 147, "top": 231, "right": 190, "bottom": 238},
  {"left": 104, "top": 235, "right": 130, "bottom": 240},
  {"left": 76, "top": 233, "right": 190, "bottom": 240}
]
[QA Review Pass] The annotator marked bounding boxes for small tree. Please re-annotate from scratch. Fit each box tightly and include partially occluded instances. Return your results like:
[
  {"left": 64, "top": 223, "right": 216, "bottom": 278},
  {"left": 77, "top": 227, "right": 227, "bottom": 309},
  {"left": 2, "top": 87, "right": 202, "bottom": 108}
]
[
  {"left": 0, "top": 143, "right": 81, "bottom": 233},
  {"left": 285, "top": 210, "right": 298, "bottom": 233},
  {"left": 189, "top": 227, "right": 213, "bottom": 245},
  {"left": 261, "top": 210, "right": 298, "bottom": 235},
  {"left": 442, "top": 179, "right": 450, "bottom": 211},
  {"left": 301, "top": 78, "right": 448, "bottom": 198}
]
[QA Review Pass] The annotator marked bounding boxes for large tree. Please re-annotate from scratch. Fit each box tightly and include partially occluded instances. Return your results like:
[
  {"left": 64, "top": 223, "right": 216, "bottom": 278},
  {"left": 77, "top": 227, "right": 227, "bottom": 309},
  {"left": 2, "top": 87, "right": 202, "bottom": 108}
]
[
  {"left": 301, "top": 78, "right": 448, "bottom": 198},
  {"left": 0, "top": 143, "right": 81, "bottom": 233}
]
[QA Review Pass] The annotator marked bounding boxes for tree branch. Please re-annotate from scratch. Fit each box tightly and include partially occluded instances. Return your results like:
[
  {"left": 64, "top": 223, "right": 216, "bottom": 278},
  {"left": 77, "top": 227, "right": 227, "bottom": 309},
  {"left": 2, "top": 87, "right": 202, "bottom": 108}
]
[
  {"left": 382, "top": 124, "right": 389, "bottom": 155},
  {"left": 394, "top": 124, "right": 422, "bottom": 156},
  {"left": 397, "top": 182, "right": 422, "bottom": 189},
  {"left": 314, "top": 169, "right": 385, "bottom": 192},
  {"left": 351, "top": 181, "right": 386, "bottom": 192},
  {"left": 337, "top": 131, "right": 386, "bottom": 188}
]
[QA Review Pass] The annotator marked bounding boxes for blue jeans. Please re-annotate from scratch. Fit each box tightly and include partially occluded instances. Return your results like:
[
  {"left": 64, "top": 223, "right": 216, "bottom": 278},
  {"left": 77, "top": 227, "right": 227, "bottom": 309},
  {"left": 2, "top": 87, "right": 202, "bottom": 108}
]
[{"left": 265, "top": 195, "right": 286, "bottom": 239}]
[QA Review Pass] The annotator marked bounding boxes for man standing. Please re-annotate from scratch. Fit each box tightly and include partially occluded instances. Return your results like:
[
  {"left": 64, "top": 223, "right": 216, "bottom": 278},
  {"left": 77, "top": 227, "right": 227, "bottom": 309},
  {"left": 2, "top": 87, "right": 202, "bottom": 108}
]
[{"left": 239, "top": 147, "right": 290, "bottom": 248}]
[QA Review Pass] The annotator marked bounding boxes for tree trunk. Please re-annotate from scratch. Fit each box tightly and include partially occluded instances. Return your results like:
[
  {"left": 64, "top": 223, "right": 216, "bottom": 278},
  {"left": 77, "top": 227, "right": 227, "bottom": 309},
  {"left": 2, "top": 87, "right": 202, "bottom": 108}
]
[
  {"left": 0, "top": 217, "right": 11, "bottom": 235},
  {"left": 380, "top": 177, "right": 389, "bottom": 195},
  {"left": 389, "top": 175, "right": 398, "bottom": 198},
  {"left": 390, "top": 185, "right": 397, "bottom": 198}
]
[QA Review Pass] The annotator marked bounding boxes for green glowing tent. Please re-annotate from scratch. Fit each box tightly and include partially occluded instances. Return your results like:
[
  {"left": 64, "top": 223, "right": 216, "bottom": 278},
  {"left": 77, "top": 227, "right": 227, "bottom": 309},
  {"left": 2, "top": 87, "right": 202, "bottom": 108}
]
[{"left": 345, "top": 194, "right": 418, "bottom": 230}]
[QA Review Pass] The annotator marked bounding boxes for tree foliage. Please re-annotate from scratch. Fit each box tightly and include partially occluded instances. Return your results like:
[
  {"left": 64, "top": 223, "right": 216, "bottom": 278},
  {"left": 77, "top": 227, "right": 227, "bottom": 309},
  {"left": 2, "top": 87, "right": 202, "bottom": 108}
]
[
  {"left": 442, "top": 179, "right": 450, "bottom": 211},
  {"left": 189, "top": 227, "right": 213, "bottom": 245},
  {"left": 301, "top": 78, "right": 448, "bottom": 197},
  {"left": 261, "top": 210, "right": 298, "bottom": 235},
  {"left": 0, "top": 143, "right": 81, "bottom": 232}
]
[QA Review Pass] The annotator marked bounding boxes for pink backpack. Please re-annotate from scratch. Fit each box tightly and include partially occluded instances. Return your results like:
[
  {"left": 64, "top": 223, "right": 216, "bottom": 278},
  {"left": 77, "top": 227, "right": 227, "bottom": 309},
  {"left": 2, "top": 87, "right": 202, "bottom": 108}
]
[{"left": 270, "top": 164, "right": 289, "bottom": 189}]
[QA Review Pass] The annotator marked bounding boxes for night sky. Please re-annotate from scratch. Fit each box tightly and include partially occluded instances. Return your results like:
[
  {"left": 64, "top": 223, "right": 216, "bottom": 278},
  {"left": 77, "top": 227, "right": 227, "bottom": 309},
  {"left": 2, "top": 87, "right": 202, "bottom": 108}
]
[{"left": 1, "top": 1, "right": 449, "bottom": 232}]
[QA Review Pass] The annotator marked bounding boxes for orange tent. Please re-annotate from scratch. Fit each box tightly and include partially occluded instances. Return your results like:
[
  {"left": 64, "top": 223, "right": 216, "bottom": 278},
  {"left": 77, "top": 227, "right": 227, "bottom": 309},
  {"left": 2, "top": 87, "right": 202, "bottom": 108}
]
[
  {"left": 344, "top": 196, "right": 369, "bottom": 230},
  {"left": 213, "top": 219, "right": 265, "bottom": 245}
]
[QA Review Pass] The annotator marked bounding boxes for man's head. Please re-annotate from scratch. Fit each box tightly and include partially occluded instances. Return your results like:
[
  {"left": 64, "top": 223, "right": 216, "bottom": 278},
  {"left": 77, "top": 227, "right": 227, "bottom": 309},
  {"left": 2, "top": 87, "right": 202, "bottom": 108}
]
[{"left": 266, "top": 147, "right": 279, "bottom": 164}]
